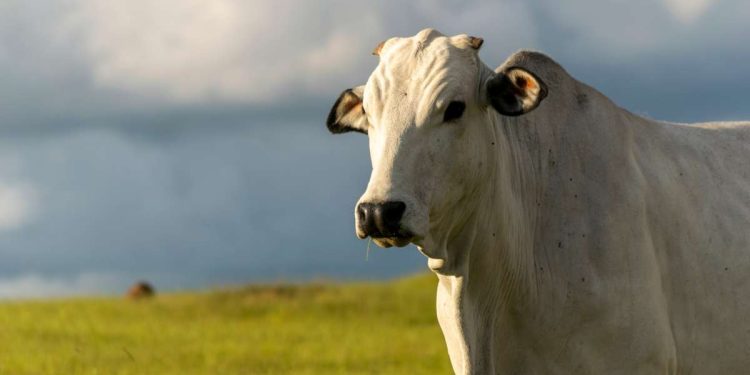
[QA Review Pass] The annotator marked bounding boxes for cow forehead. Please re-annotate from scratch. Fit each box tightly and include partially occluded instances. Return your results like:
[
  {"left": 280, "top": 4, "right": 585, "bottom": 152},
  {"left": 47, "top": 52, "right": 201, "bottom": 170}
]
[{"left": 363, "top": 31, "right": 482, "bottom": 120}]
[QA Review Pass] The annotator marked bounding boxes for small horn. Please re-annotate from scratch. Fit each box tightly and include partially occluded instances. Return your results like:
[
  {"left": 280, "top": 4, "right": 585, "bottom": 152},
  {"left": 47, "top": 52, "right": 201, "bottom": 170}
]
[
  {"left": 372, "top": 40, "right": 386, "bottom": 56},
  {"left": 468, "top": 36, "right": 483, "bottom": 50}
]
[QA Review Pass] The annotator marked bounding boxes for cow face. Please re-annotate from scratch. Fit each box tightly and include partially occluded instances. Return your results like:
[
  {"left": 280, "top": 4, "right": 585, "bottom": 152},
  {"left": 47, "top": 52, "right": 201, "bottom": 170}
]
[{"left": 327, "top": 29, "right": 546, "bottom": 250}]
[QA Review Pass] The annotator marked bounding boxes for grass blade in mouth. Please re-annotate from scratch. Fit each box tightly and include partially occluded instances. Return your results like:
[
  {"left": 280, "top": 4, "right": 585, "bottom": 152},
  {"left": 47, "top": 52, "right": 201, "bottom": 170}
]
[{"left": 366, "top": 237, "right": 372, "bottom": 261}]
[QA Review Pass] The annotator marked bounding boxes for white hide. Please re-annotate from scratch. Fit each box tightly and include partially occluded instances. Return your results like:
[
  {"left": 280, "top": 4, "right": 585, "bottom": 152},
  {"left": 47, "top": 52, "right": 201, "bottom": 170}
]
[{"left": 338, "top": 29, "right": 750, "bottom": 374}]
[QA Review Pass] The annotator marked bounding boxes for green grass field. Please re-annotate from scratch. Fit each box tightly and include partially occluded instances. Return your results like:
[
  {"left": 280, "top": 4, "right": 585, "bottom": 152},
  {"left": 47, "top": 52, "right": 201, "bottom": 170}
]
[{"left": 0, "top": 274, "right": 451, "bottom": 374}]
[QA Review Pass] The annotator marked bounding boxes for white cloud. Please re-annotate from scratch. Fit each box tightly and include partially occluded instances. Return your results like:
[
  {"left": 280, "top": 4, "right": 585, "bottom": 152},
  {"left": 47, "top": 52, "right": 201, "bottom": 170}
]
[
  {"left": 0, "top": 183, "right": 35, "bottom": 231},
  {"left": 68, "top": 0, "right": 386, "bottom": 103},
  {"left": 663, "top": 0, "right": 715, "bottom": 23},
  {"left": 63, "top": 0, "right": 537, "bottom": 104}
]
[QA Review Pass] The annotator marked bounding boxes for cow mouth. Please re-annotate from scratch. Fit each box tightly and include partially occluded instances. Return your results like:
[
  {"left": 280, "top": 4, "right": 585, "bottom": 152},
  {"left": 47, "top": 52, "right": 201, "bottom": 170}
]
[
  {"left": 370, "top": 231, "right": 422, "bottom": 248},
  {"left": 372, "top": 237, "right": 411, "bottom": 248}
]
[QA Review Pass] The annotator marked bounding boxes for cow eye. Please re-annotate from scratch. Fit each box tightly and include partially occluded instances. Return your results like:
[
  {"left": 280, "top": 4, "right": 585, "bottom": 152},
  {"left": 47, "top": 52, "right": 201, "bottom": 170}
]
[{"left": 443, "top": 101, "right": 466, "bottom": 122}]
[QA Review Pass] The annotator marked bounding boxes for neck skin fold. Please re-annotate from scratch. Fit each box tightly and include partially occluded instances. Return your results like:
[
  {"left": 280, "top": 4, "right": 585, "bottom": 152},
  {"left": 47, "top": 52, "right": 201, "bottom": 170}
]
[{"left": 426, "top": 105, "right": 545, "bottom": 374}]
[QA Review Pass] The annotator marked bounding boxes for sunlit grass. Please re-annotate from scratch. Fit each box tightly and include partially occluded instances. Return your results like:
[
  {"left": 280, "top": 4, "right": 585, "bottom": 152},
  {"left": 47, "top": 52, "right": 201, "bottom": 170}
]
[{"left": 0, "top": 274, "right": 451, "bottom": 374}]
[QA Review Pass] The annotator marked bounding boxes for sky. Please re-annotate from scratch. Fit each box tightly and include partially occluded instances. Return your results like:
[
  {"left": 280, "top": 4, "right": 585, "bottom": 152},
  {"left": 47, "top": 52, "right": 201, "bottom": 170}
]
[{"left": 0, "top": 0, "right": 749, "bottom": 298}]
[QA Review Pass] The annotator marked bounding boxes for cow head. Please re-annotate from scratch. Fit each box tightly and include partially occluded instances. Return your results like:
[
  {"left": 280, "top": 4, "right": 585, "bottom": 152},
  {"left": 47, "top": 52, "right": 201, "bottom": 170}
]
[{"left": 327, "top": 29, "right": 547, "bottom": 254}]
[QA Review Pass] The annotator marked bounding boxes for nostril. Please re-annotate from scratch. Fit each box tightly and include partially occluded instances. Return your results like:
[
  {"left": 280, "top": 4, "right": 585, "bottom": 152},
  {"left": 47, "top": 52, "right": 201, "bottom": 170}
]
[
  {"left": 373, "top": 201, "right": 406, "bottom": 236},
  {"left": 356, "top": 203, "right": 377, "bottom": 236},
  {"left": 356, "top": 203, "right": 368, "bottom": 223},
  {"left": 357, "top": 201, "right": 407, "bottom": 238},
  {"left": 380, "top": 201, "right": 406, "bottom": 225}
]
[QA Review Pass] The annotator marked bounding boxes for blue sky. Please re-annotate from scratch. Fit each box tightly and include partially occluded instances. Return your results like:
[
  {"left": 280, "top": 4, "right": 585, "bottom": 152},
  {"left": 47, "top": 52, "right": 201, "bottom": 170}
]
[{"left": 0, "top": 0, "right": 748, "bottom": 297}]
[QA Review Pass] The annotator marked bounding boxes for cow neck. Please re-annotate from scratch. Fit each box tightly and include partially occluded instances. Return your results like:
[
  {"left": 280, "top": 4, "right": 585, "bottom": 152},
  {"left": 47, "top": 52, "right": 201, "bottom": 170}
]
[
  {"left": 428, "top": 70, "right": 544, "bottom": 311},
  {"left": 467, "top": 64, "right": 541, "bottom": 303},
  {"left": 434, "top": 110, "right": 544, "bottom": 374},
  {"left": 464, "top": 111, "right": 542, "bottom": 303}
]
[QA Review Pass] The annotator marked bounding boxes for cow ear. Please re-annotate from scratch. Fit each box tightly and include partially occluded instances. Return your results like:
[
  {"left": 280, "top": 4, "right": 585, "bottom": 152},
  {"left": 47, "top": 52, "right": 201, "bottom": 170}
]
[
  {"left": 486, "top": 67, "right": 547, "bottom": 116},
  {"left": 327, "top": 86, "right": 368, "bottom": 134}
]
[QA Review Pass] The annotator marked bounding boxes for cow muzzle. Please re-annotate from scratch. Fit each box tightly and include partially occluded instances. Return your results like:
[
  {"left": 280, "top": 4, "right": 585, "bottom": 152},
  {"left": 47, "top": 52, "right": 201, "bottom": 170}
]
[{"left": 355, "top": 201, "right": 415, "bottom": 247}]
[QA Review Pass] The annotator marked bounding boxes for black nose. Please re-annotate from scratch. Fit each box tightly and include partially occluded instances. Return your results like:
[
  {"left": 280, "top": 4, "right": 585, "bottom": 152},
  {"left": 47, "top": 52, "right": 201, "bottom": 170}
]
[{"left": 356, "top": 201, "right": 407, "bottom": 238}]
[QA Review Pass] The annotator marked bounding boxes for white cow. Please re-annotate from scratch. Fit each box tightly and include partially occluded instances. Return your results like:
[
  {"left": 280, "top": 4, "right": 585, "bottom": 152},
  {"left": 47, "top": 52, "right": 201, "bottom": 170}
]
[{"left": 327, "top": 28, "right": 750, "bottom": 374}]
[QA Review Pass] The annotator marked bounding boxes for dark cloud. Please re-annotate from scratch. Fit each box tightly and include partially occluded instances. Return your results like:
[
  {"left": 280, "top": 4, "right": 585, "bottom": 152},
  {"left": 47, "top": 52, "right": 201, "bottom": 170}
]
[
  {"left": 0, "top": 122, "right": 426, "bottom": 295},
  {"left": 1, "top": 0, "right": 749, "bottom": 296}
]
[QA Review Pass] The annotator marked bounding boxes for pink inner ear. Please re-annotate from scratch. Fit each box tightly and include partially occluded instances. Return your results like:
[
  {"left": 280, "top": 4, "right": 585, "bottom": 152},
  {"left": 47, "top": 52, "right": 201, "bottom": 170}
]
[
  {"left": 350, "top": 102, "right": 363, "bottom": 115},
  {"left": 341, "top": 93, "right": 362, "bottom": 115},
  {"left": 515, "top": 76, "right": 537, "bottom": 91}
]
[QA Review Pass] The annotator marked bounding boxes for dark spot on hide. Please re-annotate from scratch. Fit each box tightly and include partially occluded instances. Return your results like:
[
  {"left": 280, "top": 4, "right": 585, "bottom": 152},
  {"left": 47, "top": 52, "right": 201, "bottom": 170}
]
[
  {"left": 581, "top": 277, "right": 586, "bottom": 282},
  {"left": 576, "top": 93, "right": 588, "bottom": 107},
  {"left": 557, "top": 241, "right": 562, "bottom": 248}
]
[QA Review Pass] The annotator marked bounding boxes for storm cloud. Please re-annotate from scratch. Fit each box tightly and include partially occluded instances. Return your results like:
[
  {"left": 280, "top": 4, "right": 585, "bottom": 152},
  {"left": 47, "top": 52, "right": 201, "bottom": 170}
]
[{"left": 0, "top": 0, "right": 749, "bottom": 297}]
